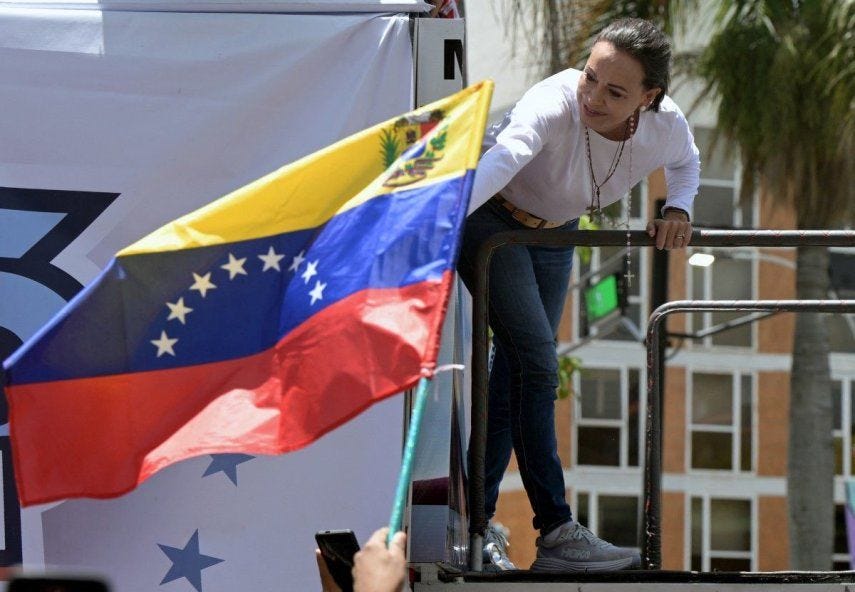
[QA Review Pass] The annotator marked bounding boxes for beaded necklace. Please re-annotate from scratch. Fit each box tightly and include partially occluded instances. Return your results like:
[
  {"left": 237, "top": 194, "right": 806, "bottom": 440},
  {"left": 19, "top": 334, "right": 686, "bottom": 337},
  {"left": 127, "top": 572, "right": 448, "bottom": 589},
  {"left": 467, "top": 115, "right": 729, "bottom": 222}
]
[{"left": 584, "top": 110, "right": 638, "bottom": 286}]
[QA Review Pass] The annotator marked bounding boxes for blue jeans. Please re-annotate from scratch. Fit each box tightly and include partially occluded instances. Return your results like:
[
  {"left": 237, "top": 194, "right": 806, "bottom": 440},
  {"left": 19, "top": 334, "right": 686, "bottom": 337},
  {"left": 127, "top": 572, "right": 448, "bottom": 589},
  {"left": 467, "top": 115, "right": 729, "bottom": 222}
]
[{"left": 457, "top": 198, "right": 577, "bottom": 535}]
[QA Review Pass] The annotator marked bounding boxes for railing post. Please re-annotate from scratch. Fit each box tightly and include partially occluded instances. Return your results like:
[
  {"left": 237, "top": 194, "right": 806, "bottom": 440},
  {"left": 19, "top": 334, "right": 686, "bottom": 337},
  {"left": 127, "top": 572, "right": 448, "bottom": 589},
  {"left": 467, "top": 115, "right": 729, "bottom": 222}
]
[{"left": 466, "top": 229, "right": 854, "bottom": 572}]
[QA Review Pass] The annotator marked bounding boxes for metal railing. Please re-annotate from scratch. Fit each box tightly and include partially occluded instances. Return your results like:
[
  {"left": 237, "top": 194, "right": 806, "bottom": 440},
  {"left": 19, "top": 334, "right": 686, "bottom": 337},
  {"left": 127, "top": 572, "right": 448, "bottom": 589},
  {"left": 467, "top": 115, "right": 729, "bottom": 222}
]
[{"left": 468, "top": 229, "right": 855, "bottom": 571}]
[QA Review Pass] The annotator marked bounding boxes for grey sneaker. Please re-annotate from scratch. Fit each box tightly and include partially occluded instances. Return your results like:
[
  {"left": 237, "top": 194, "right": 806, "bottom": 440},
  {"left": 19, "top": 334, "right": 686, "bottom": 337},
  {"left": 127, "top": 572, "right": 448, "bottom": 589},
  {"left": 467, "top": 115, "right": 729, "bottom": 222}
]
[
  {"left": 530, "top": 520, "right": 640, "bottom": 572},
  {"left": 483, "top": 523, "right": 517, "bottom": 570}
]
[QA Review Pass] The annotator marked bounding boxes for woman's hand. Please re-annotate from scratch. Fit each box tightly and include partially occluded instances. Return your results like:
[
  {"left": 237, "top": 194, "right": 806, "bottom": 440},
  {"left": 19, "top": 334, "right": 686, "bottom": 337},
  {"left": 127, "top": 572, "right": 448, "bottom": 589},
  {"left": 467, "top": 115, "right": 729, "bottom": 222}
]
[{"left": 646, "top": 210, "right": 692, "bottom": 250}]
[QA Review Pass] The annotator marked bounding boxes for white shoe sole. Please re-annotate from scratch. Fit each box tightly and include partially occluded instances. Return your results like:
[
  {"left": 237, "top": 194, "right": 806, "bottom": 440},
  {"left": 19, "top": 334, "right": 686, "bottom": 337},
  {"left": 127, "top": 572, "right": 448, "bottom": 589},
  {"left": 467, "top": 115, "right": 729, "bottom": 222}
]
[{"left": 530, "top": 555, "right": 637, "bottom": 572}]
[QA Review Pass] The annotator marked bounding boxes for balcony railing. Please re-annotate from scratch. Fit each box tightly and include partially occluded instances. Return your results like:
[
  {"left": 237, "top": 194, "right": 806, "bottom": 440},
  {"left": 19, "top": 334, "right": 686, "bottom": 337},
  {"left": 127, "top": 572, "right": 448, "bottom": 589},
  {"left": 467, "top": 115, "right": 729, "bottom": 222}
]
[{"left": 467, "top": 229, "right": 855, "bottom": 571}]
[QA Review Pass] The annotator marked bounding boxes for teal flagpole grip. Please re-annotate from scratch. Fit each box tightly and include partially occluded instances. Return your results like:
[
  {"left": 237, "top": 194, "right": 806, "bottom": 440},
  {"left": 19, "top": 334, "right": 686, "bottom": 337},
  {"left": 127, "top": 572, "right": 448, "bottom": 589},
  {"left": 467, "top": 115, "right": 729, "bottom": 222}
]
[{"left": 387, "top": 376, "right": 431, "bottom": 546}]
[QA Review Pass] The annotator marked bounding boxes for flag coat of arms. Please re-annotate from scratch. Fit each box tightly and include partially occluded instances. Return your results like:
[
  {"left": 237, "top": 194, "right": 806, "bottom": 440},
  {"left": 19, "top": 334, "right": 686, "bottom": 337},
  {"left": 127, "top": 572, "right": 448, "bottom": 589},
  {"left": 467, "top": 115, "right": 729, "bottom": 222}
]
[{"left": 3, "top": 82, "right": 493, "bottom": 507}]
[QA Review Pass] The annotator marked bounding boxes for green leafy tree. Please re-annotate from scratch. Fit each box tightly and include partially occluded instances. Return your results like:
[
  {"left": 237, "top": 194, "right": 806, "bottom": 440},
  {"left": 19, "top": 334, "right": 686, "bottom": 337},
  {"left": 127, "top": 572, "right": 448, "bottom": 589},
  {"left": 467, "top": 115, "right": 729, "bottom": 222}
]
[
  {"left": 502, "top": 0, "right": 854, "bottom": 569},
  {"left": 697, "top": 0, "right": 853, "bottom": 569}
]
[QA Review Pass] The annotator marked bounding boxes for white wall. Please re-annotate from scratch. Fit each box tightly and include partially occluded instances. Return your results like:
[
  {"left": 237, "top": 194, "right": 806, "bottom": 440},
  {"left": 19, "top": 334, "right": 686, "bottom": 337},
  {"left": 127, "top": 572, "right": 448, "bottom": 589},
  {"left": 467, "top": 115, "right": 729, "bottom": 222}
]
[{"left": 465, "top": 0, "right": 542, "bottom": 120}]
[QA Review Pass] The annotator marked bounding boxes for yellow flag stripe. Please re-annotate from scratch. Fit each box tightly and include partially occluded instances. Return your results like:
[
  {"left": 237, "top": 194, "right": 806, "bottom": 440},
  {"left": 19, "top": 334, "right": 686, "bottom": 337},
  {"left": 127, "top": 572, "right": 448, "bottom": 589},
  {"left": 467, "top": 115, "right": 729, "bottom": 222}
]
[{"left": 121, "top": 81, "right": 494, "bottom": 256}]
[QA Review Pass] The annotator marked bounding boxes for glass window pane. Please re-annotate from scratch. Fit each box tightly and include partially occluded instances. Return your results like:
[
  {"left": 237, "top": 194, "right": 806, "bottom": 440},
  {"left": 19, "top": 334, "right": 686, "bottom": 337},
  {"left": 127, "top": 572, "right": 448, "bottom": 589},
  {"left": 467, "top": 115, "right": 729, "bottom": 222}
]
[
  {"left": 692, "top": 432, "right": 733, "bottom": 470},
  {"left": 692, "top": 263, "right": 706, "bottom": 300},
  {"left": 741, "top": 375, "right": 752, "bottom": 471},
  {"left": 711, "top": 311, "right": 753, "bottom": 347},
  {"left": 710, "top": 499, "right": 751, "bottom": 551},
  {"left": 711, "top": 258, "right": 752, "bottom": 300},
  {"left": 828, "top": 314, "right": 855, "bottom": 354},
  {"left": 580, "top": 369, "right": 621, "bottom": 419},
  {"left": 835, "top": 504, "right": 848, "bottom": 554},
  {"left": 691, "top": 497, "right": 703, "bottom": 571},
  {"left": 850, "top": 381, "right": 855, "bottom": 474},
  {"left": 578, "top": 427, "right": 620, "bottom": 466},
  {"left": 835, "top": 436, "right": 844, "bottom": 476},
  {"left": 694, "top": 127, "right": 736, "bottom": 181},
  {"left": 833, "top": 560, "right": 851, "bottom": 571},
  {"left": 598, "top": 495, "right": 639, "bottom": 548},
  {"left": 577, "top": 492, "right": 590, "bottom": 528},
  {"left": 600, "top": 246, "right": 623, "bottom": 273},
  {"left": 628, "top": 369, "right": 640, "bottom": 467},
  {"left": 693, "top": 373, "right": 733, "bottom": 425},
  {"left": 710, "top": 557, "right": 751, "bottom": 572},
  {"left": 829, "top": 253, "right": 855, "bottom": 352},
  {"left": 694, "top": 185, "right": 736, "bottom": 227},
  {"left": 609, "top": 303, "right": 641, "bottom": 342},
  {"left": 833, "top": 380, "right": 843, "bottom": 431}
]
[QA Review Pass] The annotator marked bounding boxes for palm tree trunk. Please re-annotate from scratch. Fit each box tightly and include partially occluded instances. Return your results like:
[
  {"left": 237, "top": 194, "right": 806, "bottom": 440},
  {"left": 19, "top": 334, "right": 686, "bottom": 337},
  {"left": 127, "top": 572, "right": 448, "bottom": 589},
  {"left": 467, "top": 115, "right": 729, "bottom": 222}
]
[
  {"left": 787, "top": 244, "right": 833, "bottom": 570},
  {"left": 545, "top": 0, "right": 563, "bottom": 75}
]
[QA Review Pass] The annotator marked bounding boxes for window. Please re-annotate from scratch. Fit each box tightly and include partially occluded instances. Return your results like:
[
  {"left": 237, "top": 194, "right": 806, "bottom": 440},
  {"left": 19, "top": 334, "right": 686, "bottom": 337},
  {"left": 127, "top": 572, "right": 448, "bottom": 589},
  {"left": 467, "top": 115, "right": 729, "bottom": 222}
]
[
  {"left": 688, "top": 127, "right": 757, "bottom": 349},
  {"left": 833, "top": 503, "right": 850, "bottom": 570},
  {"left": 828, "top": 250, "right": 855, "bottom": 353},
  {"left": 832, "top": 379, "right": 855, "bottom": 476},
  {"left": 690, "top": 496, "right": 753, "bottom": 571},
  {"left": 689, "top": 372, "right": 753, "bottom": 472},
  {"left": 691, "top": 127, "right": 753, "bottom": 229},
  {"left": 575, "top": 367, "right": 642, "bottom": 468},
  {"left": 689, "top": 253, "right": 755, "bottom": 347},
  {"left": 576, "top": 492, "right": 640, "bottom": 548}
]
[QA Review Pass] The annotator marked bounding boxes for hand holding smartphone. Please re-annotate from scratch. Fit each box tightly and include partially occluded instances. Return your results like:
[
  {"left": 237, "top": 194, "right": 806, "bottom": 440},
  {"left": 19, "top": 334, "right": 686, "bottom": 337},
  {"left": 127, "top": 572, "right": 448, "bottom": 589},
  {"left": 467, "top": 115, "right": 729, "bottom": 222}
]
[{"left": 315, "top": 529, "right": 360, "bottom": 592}]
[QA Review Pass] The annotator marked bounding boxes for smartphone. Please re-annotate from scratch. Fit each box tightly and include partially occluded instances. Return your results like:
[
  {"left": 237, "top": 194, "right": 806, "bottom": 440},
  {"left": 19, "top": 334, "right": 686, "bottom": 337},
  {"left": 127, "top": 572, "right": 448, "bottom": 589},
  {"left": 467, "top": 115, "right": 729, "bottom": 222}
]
[
  {"left": 315, "top": 529, "right": 360, "bottom": 592},
  {"left": 8, "top": 577, "right": 110, "bottom": 592}
]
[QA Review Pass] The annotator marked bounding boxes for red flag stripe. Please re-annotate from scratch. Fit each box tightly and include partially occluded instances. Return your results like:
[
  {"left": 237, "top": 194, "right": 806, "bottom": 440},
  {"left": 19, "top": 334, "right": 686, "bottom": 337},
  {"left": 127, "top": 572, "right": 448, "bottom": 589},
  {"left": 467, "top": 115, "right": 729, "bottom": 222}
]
[{"left": 9, "top": 274, "right": 452, "bottom": 506}]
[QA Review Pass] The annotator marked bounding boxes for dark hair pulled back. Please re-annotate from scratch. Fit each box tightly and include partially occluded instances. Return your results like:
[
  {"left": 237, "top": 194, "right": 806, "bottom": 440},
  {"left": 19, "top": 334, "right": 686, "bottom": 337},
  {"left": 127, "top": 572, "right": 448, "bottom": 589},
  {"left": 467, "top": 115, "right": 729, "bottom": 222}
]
[{"left": 595, "top": 18, "right": 671, "bottom": 112}]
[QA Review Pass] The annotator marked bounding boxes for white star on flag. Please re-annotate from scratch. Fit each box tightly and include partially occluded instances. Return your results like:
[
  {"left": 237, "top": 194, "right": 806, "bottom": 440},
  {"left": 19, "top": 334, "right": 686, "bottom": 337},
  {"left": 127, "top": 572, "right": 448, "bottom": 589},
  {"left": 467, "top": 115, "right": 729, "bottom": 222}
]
[
  {"left": 189, "top": 272, "right": 217, "bottom": 298},
  {"left": 221, "top": 253, "right": 248, "bottom": 279},
  {"left": 258, "top": 246, "right": 285, "bottom": 272},
  {"left": 166, "top": 297, "right": 193, "bottom": 324},
  {"left": 151, "top": 330, "right": 178, "bottom": 357},
  {"left": 309, "top": 280, "right": 327, "bottom": 305},
  {"left": 288, "top": 250, "right": 306, "bottom": 272},
  {"left": 301, "top": 260, "right": 319, "bottom": 284}
]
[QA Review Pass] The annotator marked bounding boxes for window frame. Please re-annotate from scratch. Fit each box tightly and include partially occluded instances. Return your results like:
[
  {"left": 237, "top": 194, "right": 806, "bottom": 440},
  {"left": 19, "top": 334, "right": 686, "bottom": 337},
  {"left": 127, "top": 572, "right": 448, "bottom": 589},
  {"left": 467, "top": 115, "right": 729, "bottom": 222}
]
[
  {"left": 686, "top": 493, "right": 757, "bottom": 572},
  {"left": 573, "top": 365, "right": 644, "bottom": 469},
  {"left": 573, "top": 490, "right": 641, "bottom": 551},
  {"left": 687, "top": 248, "right": 758, "bottom": 350},
  {"left": 686, "top": 370, "right": 756, "bottom": 474}
]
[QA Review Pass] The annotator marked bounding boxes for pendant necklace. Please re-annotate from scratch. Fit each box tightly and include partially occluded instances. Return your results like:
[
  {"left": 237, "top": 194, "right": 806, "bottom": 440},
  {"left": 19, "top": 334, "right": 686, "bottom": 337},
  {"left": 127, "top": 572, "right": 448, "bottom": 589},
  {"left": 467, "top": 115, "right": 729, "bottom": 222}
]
[
  {"left": 584, "top": 116, "right": 630, "bottom": 223},
  {"left": 584, "top": 112, "right": 637, "bottom": 286}
]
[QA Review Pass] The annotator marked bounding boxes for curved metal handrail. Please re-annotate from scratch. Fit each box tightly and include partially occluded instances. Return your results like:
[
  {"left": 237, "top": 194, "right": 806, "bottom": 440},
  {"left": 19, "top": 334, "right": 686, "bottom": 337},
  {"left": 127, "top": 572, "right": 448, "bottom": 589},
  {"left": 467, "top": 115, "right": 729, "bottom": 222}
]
[{"left": 468, "top": 229, "right": 855, "bottom": 571}]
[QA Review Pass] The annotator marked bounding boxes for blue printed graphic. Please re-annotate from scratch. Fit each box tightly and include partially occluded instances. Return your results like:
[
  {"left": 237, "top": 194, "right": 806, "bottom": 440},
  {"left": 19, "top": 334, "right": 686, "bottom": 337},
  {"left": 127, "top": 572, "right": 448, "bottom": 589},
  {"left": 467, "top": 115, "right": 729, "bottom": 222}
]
[
  {"left": 0, "top": 186, "right": 118, "bottom": 566},
  {"left": 158, "top": 530, "right": 224, "bottom": 592},
  {"left": 202, "top": 454, "right": 255, "bottom": 486}
]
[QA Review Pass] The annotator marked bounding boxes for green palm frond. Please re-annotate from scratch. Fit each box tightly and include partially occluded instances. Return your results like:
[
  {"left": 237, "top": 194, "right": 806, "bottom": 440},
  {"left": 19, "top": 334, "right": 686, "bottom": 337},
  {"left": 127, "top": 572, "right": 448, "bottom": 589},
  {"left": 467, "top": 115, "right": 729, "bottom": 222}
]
[
  {"left": 379, "top": 128, "right": 401, "bottom": 168},
  {"left": 699, "top": 0, "right": 854, "bottom": 228}
]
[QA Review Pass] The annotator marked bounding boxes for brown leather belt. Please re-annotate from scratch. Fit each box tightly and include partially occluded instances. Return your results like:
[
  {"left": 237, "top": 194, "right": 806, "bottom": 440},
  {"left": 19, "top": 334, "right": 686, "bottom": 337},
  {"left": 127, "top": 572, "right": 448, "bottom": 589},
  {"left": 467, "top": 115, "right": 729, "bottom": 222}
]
[{"left": 493, "top": 194, "right": 565, "bottom": 229}]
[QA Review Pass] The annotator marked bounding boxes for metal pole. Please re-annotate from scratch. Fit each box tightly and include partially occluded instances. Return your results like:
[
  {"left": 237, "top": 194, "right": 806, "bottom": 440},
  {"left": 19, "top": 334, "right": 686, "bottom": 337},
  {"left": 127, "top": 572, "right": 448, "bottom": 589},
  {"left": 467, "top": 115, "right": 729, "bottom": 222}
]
[
  {"left": 642, "top": 300, "right": 855, "bottom": 569},
  {"left": 467, "top": 229, "right": 854, "bottom": 571}
]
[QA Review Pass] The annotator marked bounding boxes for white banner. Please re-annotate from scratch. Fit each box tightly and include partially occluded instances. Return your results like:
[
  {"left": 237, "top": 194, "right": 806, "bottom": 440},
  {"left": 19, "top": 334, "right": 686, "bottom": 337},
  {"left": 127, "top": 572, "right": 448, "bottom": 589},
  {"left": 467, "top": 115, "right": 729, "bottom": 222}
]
[{"left": 1, "top": 8, "right": 413, "bottom": 592}]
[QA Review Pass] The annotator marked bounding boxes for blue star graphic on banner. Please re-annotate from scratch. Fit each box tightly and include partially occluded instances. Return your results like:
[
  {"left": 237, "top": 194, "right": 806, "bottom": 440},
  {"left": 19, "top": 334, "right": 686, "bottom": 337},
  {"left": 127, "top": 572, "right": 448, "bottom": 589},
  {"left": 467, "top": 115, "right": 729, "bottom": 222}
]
[
  {"left": 202, "top": 454, "right": 255, "bottom": 486},
  {"left": 158, "top": 530, "right": 223, "bottom": 592}
]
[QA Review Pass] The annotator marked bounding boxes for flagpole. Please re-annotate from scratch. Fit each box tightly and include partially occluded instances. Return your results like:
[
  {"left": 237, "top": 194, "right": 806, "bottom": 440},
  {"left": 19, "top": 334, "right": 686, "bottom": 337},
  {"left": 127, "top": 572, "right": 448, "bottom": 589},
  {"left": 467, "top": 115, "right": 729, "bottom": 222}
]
[{"left": 387, "top": 376, "right": 431, "bottom": 546}]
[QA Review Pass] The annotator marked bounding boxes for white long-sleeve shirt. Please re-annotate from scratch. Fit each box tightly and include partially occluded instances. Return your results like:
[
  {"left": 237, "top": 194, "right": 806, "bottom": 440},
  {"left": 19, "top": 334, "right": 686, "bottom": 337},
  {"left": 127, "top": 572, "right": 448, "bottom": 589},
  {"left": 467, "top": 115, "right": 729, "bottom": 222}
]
[{"left": 469, "top": 69, "right": 700, "bottom": 220}]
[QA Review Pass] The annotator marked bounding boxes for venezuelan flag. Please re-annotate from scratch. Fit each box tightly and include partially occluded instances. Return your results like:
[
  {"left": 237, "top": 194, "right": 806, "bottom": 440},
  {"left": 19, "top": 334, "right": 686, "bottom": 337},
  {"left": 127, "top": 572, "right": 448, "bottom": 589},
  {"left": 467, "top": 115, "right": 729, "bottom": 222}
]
[{"left": 3, "top": 82, "right": 493, "bottom": 506}]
